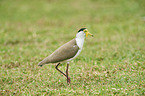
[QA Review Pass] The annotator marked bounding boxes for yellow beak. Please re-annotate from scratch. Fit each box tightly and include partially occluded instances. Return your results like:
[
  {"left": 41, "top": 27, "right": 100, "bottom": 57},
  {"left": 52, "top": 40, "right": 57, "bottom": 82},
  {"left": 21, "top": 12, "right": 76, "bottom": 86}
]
[{"left": 85, "top": 31, "right": 94, "bottom": 37}]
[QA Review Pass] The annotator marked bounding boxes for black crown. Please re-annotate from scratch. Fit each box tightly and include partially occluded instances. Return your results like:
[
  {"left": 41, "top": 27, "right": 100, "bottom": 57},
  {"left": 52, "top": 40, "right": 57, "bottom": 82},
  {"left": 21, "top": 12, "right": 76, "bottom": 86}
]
[{"left": 78, "top": 28, "right": 86, "bottom": 32}]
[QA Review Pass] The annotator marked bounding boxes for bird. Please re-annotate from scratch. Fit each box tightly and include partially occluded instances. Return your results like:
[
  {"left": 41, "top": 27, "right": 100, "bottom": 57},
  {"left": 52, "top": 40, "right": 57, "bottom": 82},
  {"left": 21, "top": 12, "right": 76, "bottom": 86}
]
[{"left": 38, "top": 28, "right": 93, "bottom": 84}]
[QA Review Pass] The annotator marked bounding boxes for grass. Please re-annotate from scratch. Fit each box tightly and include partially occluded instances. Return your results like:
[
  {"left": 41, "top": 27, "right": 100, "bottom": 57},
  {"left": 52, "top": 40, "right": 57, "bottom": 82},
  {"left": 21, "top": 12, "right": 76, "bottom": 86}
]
[{"left": 0, "top": 0, "right": 145, "bottom": 95}]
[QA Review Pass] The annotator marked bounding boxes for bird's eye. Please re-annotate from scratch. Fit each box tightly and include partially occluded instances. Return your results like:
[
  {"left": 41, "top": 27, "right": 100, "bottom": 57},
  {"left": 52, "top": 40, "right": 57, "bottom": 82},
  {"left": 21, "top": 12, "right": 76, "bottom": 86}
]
[{"left": 84, "top": 30, "right": 87, "bottom": 32}]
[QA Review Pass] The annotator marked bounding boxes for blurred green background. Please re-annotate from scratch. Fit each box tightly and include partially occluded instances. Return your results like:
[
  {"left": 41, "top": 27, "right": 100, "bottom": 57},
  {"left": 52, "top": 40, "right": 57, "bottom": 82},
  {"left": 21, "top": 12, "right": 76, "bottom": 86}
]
[{"left": 0, "top": 0, "right": 145, "bottom": 95}]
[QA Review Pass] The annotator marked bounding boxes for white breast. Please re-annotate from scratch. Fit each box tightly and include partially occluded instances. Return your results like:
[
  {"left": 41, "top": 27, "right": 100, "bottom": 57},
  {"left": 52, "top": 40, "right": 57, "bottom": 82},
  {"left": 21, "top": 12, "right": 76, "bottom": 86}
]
[{"left": 66, "top": 31, "right": 85, "bottom": 62}]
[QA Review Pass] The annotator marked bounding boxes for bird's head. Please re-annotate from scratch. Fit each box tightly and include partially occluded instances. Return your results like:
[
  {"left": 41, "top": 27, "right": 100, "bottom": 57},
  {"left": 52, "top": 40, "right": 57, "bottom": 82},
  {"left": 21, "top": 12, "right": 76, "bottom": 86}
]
[{"left": 77, "top": 28, "right": 93, "bottom": 38}]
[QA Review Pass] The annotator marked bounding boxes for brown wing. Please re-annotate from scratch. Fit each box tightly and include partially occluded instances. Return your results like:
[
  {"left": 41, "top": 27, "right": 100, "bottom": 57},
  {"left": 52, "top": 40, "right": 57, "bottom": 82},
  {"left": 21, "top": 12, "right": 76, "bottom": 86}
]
[{"left": 47, "top": 39, "right": 79, "bottom": 63}]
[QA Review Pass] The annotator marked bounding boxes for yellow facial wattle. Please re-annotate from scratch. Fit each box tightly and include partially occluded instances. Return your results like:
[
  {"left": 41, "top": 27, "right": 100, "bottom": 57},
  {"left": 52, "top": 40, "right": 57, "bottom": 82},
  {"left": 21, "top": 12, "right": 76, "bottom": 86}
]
[{"left": 83, "top": 29, "right": 93, "bottom": 37}]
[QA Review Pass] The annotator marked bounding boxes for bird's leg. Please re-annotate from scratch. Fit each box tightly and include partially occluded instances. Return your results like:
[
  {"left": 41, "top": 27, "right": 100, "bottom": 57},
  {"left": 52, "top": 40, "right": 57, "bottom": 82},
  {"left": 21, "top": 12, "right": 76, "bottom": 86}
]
[
  {"left": 55, "top": 63, "right": 71, "bottom": 84},
  {"left": 55, "top": 63, "right": 67, "bottom": 77},
  {"left": 66, "top": 62, "right": 71, "bottom": 84}
]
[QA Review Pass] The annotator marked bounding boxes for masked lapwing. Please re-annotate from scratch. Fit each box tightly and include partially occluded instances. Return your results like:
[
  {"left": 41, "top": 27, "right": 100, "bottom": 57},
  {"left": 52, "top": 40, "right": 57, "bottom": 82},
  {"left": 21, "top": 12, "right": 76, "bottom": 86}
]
[{"left": 38, "top": 28, "right": 93, "bottom": 84}]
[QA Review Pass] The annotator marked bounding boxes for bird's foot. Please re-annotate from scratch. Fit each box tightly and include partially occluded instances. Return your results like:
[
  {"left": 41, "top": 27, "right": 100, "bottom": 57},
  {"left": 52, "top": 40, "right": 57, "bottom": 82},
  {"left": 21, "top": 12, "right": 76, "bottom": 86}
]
[{"left": 67, "top": 77, "right": 71, "bottom": 84}]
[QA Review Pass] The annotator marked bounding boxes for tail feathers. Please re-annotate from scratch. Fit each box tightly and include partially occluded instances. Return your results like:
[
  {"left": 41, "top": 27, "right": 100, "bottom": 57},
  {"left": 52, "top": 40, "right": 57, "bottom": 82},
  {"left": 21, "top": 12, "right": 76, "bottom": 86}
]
[
  {"left": 38, "top": 61, "right": 45, "bottom": 67},
  {"left": 38, "top": 57, "right": 50, "bottom": 67}
]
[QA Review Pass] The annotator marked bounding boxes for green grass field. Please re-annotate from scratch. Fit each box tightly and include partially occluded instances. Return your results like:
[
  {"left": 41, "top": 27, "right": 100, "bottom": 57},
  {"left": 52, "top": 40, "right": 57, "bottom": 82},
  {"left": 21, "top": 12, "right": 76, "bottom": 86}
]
[{"left": 0, "top": 0, "right": 145, "bottom": 95}]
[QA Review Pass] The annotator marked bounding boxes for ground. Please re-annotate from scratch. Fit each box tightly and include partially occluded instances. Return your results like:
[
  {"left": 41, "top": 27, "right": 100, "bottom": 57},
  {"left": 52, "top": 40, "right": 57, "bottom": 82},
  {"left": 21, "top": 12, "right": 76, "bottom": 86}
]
[{"left": 0, "top": 0, "right": 145, "bottom": 95}]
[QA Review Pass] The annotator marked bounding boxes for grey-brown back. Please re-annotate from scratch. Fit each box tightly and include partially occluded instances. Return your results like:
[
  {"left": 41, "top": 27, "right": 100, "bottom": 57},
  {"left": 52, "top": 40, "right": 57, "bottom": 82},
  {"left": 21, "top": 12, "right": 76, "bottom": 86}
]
[{"left": 38, "top": 39, "right": 79, "bottom": 65}]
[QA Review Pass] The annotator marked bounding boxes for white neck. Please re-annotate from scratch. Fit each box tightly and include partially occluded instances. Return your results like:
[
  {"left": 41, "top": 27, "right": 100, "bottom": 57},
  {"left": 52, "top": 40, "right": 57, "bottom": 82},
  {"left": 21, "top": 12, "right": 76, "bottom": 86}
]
[{"left": 75, "top": 31, "right": 85, "bottom": 49}]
